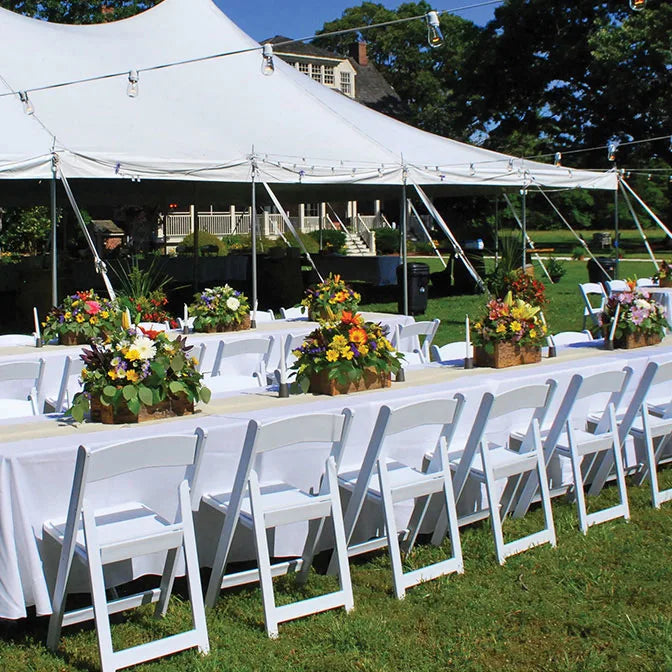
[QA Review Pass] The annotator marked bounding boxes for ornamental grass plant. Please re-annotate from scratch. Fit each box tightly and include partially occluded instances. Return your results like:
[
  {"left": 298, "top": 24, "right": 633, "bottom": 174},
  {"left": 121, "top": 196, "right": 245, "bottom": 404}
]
[{"left": 291, "top": 311, "right": 403, "bottom": 391}]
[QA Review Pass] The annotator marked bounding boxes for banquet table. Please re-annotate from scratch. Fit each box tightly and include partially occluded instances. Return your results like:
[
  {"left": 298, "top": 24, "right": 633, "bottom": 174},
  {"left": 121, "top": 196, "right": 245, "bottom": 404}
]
[
  {"left": 1, "top": 337, "right": 671, "bottom": 620},
  {"left": 0, "top": 311, "right": 413, "bottom": 408}
]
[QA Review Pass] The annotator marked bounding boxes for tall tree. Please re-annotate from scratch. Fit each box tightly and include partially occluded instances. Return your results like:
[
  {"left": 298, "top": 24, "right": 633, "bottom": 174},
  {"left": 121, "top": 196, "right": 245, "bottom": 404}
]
[
  {"left": 314, "top": 1, "right": 483, "bottom": 141},
  {"left": 0, "top": 1, "right": 159, "bottom": 23}
]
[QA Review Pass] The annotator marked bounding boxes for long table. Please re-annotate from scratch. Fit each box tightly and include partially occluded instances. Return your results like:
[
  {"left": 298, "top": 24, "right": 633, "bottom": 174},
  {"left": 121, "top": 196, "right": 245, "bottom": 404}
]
[
  {"left": 0, "top": 312, "right": 414, "bottom": 406},
  {"left": 1, "top": 338, "right": 670, "bottom": 620}
]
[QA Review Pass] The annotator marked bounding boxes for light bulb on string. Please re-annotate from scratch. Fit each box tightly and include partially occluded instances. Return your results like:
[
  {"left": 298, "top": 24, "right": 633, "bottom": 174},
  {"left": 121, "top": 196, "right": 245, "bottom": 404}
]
[
  {"left": 127, "top": 70, "right": 139, "bottom": 98},
  {"left": 262, "top": 44, "right": 275, "bottom": 76},
  {"left": 607, "top": 140, "right": 619, "bottom": 162},
  {"left": 426, "top": 11, "right": 443, "bottom": 48},
  {"left": 19, "top": 91, "right": 34, "bottom": 115},
  {"left": 629, "top": 0, "right": 646, "bottom": 10},
  {"left": 554, "top": 152, "right": 562, "bottom": 166}
]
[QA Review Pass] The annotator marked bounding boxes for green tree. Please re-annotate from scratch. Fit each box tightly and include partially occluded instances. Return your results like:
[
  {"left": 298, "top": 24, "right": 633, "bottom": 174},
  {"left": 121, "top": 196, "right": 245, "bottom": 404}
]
[
  {"left": 315, "top": 1, "right": 483, "bottom": 140},
  {"left": 0, "top": 206, "right": 53, "bottom": 254},
  {"left": 0, "top": 1, "right": 159, "bottom": 23}
]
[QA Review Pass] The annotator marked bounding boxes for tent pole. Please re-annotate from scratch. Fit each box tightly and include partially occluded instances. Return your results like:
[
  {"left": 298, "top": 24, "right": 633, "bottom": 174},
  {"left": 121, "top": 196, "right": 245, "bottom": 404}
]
[
  {"left": 50, "top": 160, "right": 58, "bottom": 306},
  {"left": 494, "top": 195, "right": 499, "bottom": 267},
  {"left": 521, "top": 188, "right": 527, "bottom": 271},
  {"left": 409, "top": 200, "right": 446, "bottom": 268},
  {"left": 614, "top": 181, "right": 620, "bottom": 279},
  {"left": 620, "top": 183, "right": 659, "bottom": 271},
  {"left": 251, "top": 161, "right": 258, "bottom": 327},
  {"left": 401, "top": 178, "right": 408, "bottom": 316}
]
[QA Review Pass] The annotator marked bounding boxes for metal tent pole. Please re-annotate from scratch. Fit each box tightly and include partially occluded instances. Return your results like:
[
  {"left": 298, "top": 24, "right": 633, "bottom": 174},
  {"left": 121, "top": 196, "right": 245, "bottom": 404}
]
[
  {"left": 401, "top": 177, "right": 408, "bottom": 316},
  {"left": 50, "top": 159, "right": 58, "bottom": 306},
  {"left": 614, "top": 182, "right": 620, "bottom": 279},
  {"left": 251, "top": 161, "right": 258, "bottom": 328},
  {"left": 521, "top": 188, "right": 527, "bottom": 271}
]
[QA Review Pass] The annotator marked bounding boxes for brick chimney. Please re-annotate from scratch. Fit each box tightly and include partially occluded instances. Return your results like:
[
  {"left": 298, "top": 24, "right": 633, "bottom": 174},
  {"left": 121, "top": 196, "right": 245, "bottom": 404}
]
[{"left": 350, "top": 41, "right": 369, "bottom": 66}]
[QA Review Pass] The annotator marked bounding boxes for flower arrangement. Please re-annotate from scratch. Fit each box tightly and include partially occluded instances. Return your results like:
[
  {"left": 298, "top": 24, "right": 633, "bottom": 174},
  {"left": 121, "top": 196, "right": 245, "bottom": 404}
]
[
  {"left": 68, "top": 326, "right": 211, "bottom": 423},
  {"left": 118, "top": 290, "right": 177, "bottom": 328},
  {"left": 291, "top": 311, "right": 403, "bottom": 394},
  {"left": 42, "top": 290, "right": 118, "bottom": 345},
  {"left": 597, "top": 281, "right": 667, "bottom": 346},
  {"left": 472, "top": 291, "right": 548, "bottom": 350},
  {"left": 300, "top": 273, "right": 361, "bottom": 323},
  {"left": 190, "top": 285, "right": 250, "bottom": 332},
  {"left": 654, "top": 260, "right": 672, "bottom": 286}
]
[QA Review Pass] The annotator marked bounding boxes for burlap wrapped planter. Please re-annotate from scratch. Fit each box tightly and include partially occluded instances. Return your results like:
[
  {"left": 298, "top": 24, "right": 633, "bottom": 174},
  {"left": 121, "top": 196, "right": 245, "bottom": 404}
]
[
  {"left": 90, "top": 394, "right": 195, "bottom": 424},
  {"left": 199, "top": 314, "right": 251, "bottom": 333},
  {"left": 474, "top": 343, "right": 541, "bottom": 369},
  {"left": 614, "top": 331, "right": 662, "bottom": 349},
  {"left": 309, "top": 367, "right": 391, "bottom": 396}
]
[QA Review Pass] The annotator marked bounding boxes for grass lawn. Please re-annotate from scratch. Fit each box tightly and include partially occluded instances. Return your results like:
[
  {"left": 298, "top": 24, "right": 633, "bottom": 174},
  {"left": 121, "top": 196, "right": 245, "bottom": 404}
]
[
  {"left": 361, "top": 258, "right": 663, "bottom": 345},
  {"left": 3, "top": 470, "right": 672, "bottom": 672}
]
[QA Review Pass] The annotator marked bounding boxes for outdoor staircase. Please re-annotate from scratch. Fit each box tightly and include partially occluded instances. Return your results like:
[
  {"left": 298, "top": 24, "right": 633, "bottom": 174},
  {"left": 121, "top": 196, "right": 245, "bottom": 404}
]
[{"left": 344, "top": 231, "right": 372, "bottom": 256}]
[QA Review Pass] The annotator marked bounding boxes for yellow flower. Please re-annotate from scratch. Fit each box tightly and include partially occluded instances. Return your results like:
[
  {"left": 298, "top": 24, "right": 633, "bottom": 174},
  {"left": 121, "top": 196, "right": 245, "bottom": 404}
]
[
  {"left": 100, "top": 310, "right": 109, "bottom": 319},
  {"left": 107, "top": 369, "right": 117, "bottom": 380},
  {"left": 75, "top": 314, "right": 84, "bottom": 323},
  {"left": 64, "top": 311, "right": 72, "bottom": 320},
  {"left": 342, "top": 349, "right": 354, "bottom": 360},
  {"left": 89, "top": 316, "right": 98, "bottom": 325},
  {"left": 474, "top": 322, "right": 482, "bottom": 330},
  {"left": 126, "top": 370, "right": 139, "bottom": 383},
  {"left": 530, "top": 329, "right": 537, "bottom": 338},
  {"left": 125, "top": 349, "right": 140, "bottom": 362},
  {"left": 359, "top": 344, "right": 369, "bottom": 356},
  {"left": 496, "top": 323, "right": 507, "bottom": 334},
  {"left": 542, "top": 325, "right": 548, "bottom": 334},
  {"left": 191, "top": 357, "right": 199, "bottom": 366},
  {"left": 511, "top": 307, "right": 525, "bottom": 320},
  {"left": 326, "top": 349, "right": 340, "bottom": 362},
  {"left": 331, "top": 335, "right": 348, "bottom": 348},
  {"left": 510, "top": 321, "right": 522, "bottom": 332}
]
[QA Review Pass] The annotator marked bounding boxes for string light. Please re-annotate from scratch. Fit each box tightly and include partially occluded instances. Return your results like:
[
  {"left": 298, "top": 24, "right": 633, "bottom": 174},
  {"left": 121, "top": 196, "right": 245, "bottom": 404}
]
[
  {"left": 261, "top": 44, "right": 275, "bottom": 76},
  {"left": 629, "top": 0, "right": 646, "bottom": 10},
  {"left": 126, "top": 70, "right": 139, "bottom": 98},
  {"left": 554, "top": 152, "right": 562, "bottom": 166},
  {"left": 18, "top": 90, "right": 34, "bottom": 115},
  {"left": 607, "top": 140, "right": 620, "bottom": 162},
  {"left": 426, "top": 11, "right": 444, "bottom": 48}
]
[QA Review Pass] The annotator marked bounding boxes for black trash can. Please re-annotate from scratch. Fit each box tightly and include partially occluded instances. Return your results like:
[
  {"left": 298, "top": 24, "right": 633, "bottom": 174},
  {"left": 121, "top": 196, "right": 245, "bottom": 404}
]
[
  {"left": 397, "top": 262, "right": 429, "bottom": 315},
  {"left": 587, "top": 257, "right": 617, "bottom": 286}
]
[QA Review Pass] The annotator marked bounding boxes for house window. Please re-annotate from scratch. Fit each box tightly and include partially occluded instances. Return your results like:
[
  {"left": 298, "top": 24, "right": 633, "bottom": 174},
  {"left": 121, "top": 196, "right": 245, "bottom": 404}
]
[
  {"left": 324, "top": 66, "right": 335, "bottom": 85},
  {"left": 298, "top": 62, "right": 309, "bottom": 75},
  {"left": 311, "top": 65, "right": 322, "bottom": 82},
  {"left": 340, "top": 71, "right": 352, "bottom": 95},
  {"left": 305, "top": 203, "right": 320, "bottom": 217}
]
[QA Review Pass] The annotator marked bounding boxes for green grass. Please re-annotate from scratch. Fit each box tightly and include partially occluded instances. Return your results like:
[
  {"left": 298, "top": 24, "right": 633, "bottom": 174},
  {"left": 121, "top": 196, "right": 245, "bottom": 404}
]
[
  {"left": 4, "top": 471, "right": 672, "bottom": 671},
  {"left": 361, "top": 258, "right": 662, "bottom": 345}
]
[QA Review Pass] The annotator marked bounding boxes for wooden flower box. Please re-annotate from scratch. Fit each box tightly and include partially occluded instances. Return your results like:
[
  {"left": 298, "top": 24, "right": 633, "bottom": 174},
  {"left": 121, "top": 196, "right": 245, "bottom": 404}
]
[
  {"left": 659, "top": 277, "right": 672, "bottom": 288},
  {"left": 200, "top": 314, "right": 251, "bottom": 333},
  {"left": 309, "top": 367, "right": 391, "bottom": 396},
  {"left": 59, "top": 331, "right": 88, "bottom": 346},
  {"left": 614, "top": 331, "right": 662, "bottom": 349},
  {"left": 474, "top": 342, "right": 542, "bottom": 369},
  {"left": 90, "top": 394, "right": 195, "bottom": 424}
]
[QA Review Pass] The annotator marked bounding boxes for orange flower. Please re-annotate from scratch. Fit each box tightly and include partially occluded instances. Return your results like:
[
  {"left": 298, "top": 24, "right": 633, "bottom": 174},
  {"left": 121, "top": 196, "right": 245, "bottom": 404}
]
[
  {"left": 348, "top": 326, "right": 368, "bottom": 345},
  {"left": 341, "top": 311, "right": 362, "bottom": 326}
]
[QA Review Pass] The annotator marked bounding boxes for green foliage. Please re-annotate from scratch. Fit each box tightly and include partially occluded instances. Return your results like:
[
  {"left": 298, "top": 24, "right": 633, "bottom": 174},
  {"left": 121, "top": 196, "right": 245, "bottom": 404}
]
[
  {"left": 375, "top": 228, "right": 401, "bottom": 255},
  {"left": 547, "top": 257, "right": 567, "bottom": 281},
  {"left": 308, "top": 229, "right": 345, "bottom": 254},
  {"left": 0, "top": 1, "right": 159, "bottom": 23},
  {"left": 177, "top": 231, "right": 227, "bottom": 256},
  {"left": 0, "top": 206, "right": 53, "bottom": 255},
  {"left": 572, "top": 245, "right": 586, "bottom": 260}
]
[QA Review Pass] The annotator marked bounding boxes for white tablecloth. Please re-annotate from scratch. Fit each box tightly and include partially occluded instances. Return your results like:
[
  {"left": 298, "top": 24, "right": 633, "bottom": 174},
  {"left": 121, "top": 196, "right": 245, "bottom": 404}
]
[
  {"left": 1, "top": 338, "right": 670, "bottom": 619},
  {"left": 0, "top": 312, "right": 413, "bottom": 409}
]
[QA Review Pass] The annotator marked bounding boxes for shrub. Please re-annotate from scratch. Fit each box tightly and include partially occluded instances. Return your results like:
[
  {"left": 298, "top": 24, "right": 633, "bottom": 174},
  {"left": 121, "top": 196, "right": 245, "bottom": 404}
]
[
  {"left": 572, "top": 245, "right": 586, "bottom": 260},
  {"left": 0, "top": 206, "right": 53, "bottom": 255},
  {"left": 546, "top": 257, "right": 566, "bottom": 281},
  {"left": 375, "top": 228, "right": 401, "bottom": 255},
  {"left": 177, "top": 231, "right": 227, "bottom": 256},
  {"left": 308, "top": 229, "right": 346, "bottom": 254}
]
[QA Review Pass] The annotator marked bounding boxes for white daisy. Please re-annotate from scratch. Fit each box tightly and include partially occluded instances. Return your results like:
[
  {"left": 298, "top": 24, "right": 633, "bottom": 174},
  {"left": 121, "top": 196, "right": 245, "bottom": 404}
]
[
  {"left": 226, "top": 296, "right": 240, "bottom": 311},
  {"left": 132, "top": 335, "right": 157, "bottom": 360}
]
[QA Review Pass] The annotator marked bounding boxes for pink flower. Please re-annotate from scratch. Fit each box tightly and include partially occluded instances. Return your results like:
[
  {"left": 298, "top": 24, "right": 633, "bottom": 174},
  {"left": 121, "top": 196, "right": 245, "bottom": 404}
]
[{"left": 84, "top": 300, "right": 101, "bottom": 315}]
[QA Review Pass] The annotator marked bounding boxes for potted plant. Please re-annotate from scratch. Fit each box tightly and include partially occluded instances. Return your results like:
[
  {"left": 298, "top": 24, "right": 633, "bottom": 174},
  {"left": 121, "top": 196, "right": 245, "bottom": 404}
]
[
  {"left": 654, "top": 260, "right": 672, "bottom": 288},
  {"left": 291, "top": 311, "right": 403, "bottom": 395},
  {"left": 596, "top": 281, "right": 667, "bottom": 349},
  {"left": 42, "top": 290, "right": 118, "bottom": 345},
  {"left": 190, "top": 285, "right": 250, "bottom": 332},
  {"left": 546, "top": 257, "right": 566, "bottom": 283},
  {"left": 68, "top": 326, "right": 211, "bottom": 423},
  {"left": 472, "top": 291, "right": 548, "bottom": 368},
  {"left": 300, "top": 273, "right": 361, "bottom": 324}
]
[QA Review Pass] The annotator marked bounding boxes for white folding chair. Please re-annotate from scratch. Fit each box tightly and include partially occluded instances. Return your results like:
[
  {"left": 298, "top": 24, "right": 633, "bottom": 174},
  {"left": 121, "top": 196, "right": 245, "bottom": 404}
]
[
  {"left": 0, "top": 333, "right": 37, "bottom": 347},
  {"left": 626, "top": 361, "right": 672, "bottom": 508},
  {"left": 548, "top": 330, "right": 594, "bottom": 349},
  {"left": 333, "top": 397, "right": 465, "bottom": 599},
  {"left": 280, "top": 306, "right": 307, "bottom": 320},
  {"left": 206, "top": 336, "right": 274, "bottom": 393},
  {"left": 203, "top": 410, "right": 354, "bottom": 638},
  {"left": 605, "top": 279, "right": 628, "bottom": 295},
  {"left": 636, "top": 277, "right": 655, "bottom": 287},
  {"left": 0, "top": 359, "right": 45, "bottom": 418},
  {"left": 46, "top": 355, "right": 85, "bottom": 413},
  {"left": 515, "top": 369, "right": 633, "bottom": 533},
  {"left": 253, "top": 309, "right": 276, "bottom": 323},
  {"left": 430, "top": 341, "right": 472, "bottom": 364},
  {"left": 177, "top": 317, "right": 196, "bottom": 331},
  {"left": 578, "top": 282, "right": 608, "bottom": 330},
  {"left": 44, "top": 429, "right": 209, "bottom": 672},
  {"left": 392, "top": 319, "right": 440, "bottom": 366},
  {"left": 450, "top": 383, "right": 557, "bottom": 564}
]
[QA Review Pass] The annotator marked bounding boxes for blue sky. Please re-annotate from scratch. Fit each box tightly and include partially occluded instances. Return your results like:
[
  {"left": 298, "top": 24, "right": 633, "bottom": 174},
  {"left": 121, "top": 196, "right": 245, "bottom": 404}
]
[{"left": 214, "top": 1, "right": 498, "bottom": 42}]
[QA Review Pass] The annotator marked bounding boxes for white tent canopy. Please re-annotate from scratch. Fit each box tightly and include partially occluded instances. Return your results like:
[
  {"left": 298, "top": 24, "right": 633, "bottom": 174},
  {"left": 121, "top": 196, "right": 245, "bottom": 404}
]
[{"left": 0, "top": 0, "right": 617, "bottom": 192}]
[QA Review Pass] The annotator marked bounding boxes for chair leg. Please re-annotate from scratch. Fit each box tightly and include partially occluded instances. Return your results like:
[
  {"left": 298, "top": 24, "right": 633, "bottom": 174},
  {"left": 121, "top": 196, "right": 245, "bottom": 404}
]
[
  {"left": 440, "top": 468, "right": 464, "bottom": 573},
  {"left": 400, "top": 494, "right": 431, "bottom": 555},
  {"left": 82, "top": 507, "right": 116, "bottom": 672},
  {"left": 297, "top": 517, "right": 325, "bottom": 585},
  {"left": 248, "top": 472, "right": 279, "bottom": 638},
  {"left": 609, "top": 429, "right": 630, "bottom": 522},
  {"left": 569, "top": 449, "right": 589, "bottom": 534},
  {"left": 154, "top": 547, "right": 179, "bottom": 618},
  {"left": 377, "top": 465, "right": 406, "bottom": 599},
  {"left": 535, "top": 444, "right": 557, "bottom": 548}
]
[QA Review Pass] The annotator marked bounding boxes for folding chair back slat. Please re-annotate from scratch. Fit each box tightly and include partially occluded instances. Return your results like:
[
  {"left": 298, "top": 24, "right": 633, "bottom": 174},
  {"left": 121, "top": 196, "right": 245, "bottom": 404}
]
[{"left": 255, "top": 413, "right": 350, "bottom": 454}]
